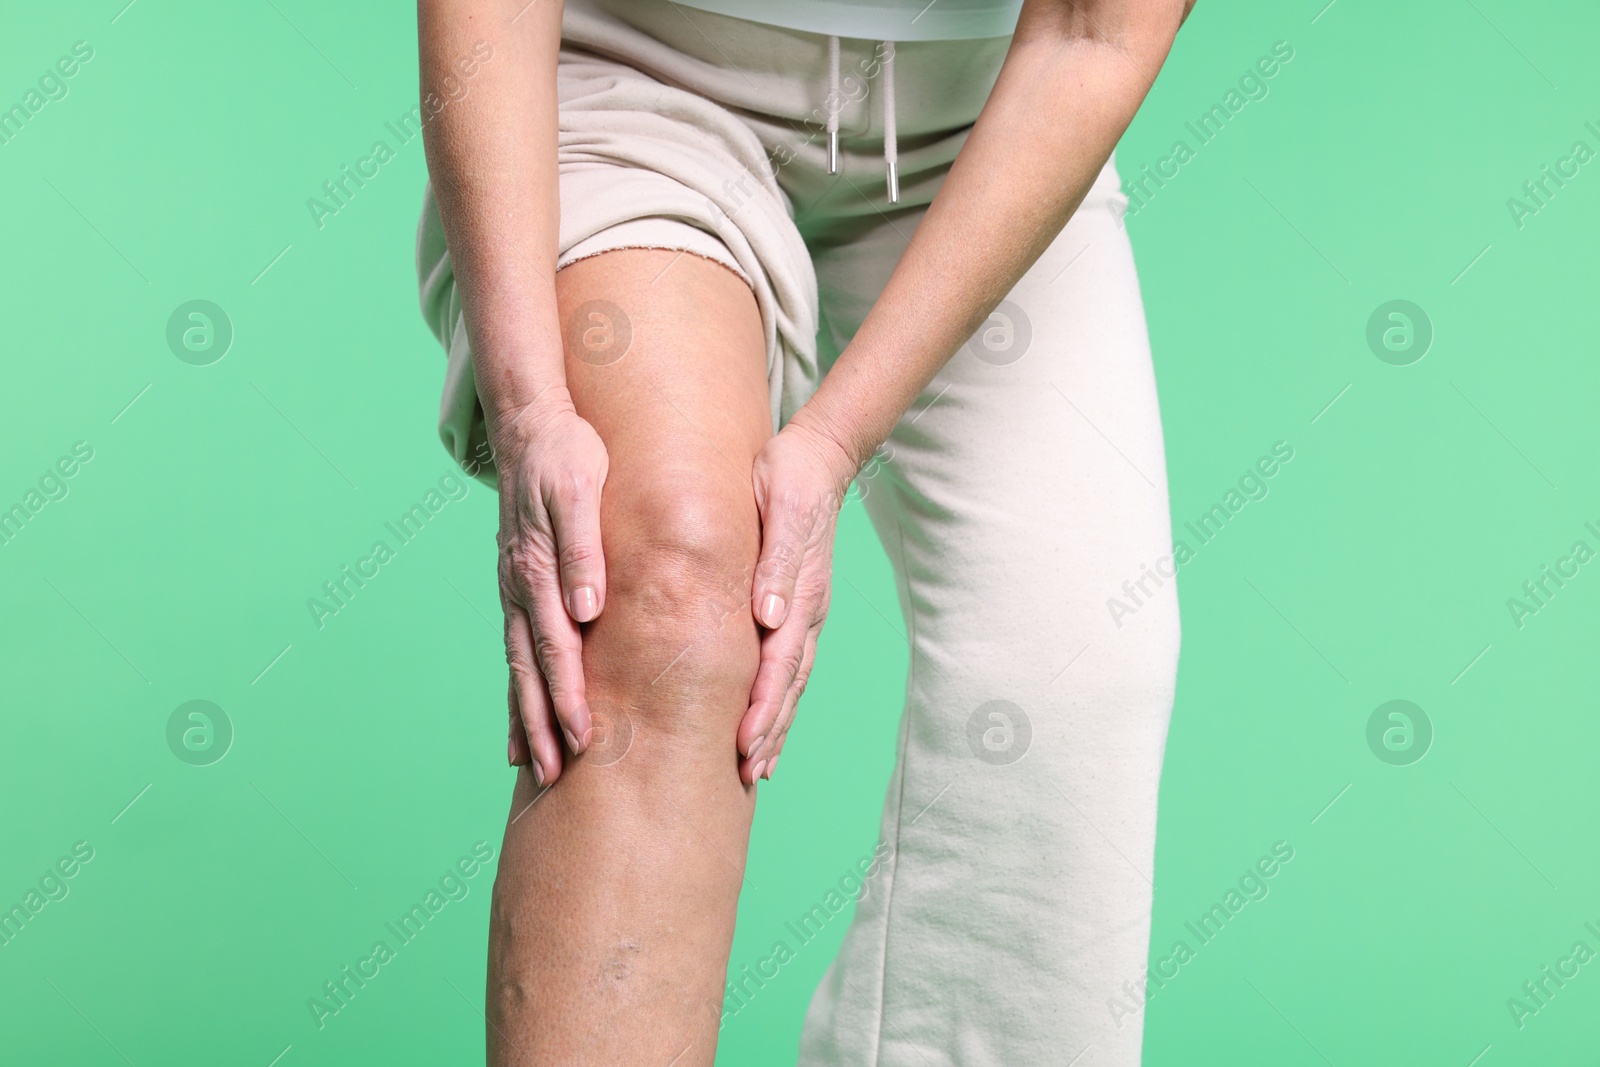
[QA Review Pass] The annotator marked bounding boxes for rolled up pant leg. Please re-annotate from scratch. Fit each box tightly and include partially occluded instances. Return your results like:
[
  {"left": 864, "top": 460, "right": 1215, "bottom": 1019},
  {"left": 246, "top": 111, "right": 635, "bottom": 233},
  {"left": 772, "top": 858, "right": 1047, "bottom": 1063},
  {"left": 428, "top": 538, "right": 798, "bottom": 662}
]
[{"left": 799, "top": 167, "right": 1181, "bottom": 1067}]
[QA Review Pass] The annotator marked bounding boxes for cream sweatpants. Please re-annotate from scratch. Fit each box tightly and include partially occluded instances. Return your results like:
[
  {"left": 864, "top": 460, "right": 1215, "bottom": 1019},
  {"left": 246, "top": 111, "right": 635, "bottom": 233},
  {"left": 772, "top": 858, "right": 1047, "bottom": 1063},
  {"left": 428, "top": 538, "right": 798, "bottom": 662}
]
[{"left": 416, "top": 2, "right": 1182, "bottom": 1063}]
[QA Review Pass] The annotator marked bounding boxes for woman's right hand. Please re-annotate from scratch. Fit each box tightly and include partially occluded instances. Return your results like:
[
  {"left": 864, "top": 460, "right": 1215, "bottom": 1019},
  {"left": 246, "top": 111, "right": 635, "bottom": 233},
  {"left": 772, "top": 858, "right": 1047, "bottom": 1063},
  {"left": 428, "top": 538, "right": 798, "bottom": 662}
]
[{"left": 491, "top": 387, "right": 610, "bottom": 787}]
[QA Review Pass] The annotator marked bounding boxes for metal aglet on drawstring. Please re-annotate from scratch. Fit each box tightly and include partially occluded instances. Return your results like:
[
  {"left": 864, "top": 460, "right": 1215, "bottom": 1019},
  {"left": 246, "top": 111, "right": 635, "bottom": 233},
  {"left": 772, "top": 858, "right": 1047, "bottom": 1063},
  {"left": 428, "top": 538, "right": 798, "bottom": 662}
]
[
  {"left": 825, "top": 35, "right": 899, "bottom": 204},
  {"left": 880, "top": 40, "right": 898, "bottom": 203}
]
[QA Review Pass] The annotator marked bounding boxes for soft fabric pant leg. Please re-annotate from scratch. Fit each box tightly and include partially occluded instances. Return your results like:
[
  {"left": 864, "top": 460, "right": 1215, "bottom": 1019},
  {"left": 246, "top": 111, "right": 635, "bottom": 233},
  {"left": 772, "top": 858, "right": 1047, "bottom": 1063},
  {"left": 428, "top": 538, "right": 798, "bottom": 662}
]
[
  {"left": 417, "top": 2, "right": 1183, "bottom": 1060},
  {"left": 797, "top": 169, "right": 1182, "bottom": 1067}
]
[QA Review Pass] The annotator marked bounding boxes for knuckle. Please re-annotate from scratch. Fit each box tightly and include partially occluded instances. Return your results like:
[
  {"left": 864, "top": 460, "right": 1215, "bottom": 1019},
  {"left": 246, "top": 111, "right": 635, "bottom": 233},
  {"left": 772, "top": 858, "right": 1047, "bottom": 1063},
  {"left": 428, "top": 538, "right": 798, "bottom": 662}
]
[
  {"left": 758, "top": 546, "right": 801, "bottom": 585},
  {"left": 558, "top": 538, "right": 601, "bottom": 574},
  {"left": 504, "top": 638, "right": 535, "bottom": 677},
  {"left": 567, "top": 464, "right": 598, "bottom": 491},
  {"left": 796, "top": 572, "right": 833, "bottom": 614},
  {"left": 532, "top": 636, "right": 576, "bottom": 692},
  {"left": 774, "top": 485, "right": 808, "bottom": 512},
  {"left": 497, "top": 579, "right": 519, "bottom": 614},
  {"left": 550, "top": 469, "right": 595, "bottom": 508},
  {"left": 499, "top": 538, "right": 549, "bottom": 588},
  {"left": 777, "top": 649, "right": 804, "bottom": 680},
  {"left": 811, "top": 593, "right": 833, "bottom": 622}
]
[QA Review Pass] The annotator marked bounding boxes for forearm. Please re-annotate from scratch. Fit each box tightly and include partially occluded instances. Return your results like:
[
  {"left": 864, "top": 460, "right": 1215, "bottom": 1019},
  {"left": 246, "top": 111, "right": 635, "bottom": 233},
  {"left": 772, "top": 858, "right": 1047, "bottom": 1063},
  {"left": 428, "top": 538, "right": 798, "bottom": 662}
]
[
  {"left": 791, "top": 0, "right": 1191, "bottom": 471},
  {"left": 419, "top": 0, "right": 567, "bottom": 428}
]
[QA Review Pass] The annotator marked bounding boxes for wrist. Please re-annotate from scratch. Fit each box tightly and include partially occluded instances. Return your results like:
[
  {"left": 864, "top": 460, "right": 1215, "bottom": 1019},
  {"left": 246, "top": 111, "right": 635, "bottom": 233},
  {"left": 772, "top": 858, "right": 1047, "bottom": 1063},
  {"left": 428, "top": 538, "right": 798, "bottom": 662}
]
[
  {"left": 785, "top": 406, "right": 870, "bottom": 494},
  {"left": 486, "top": 383, "right": 575, "bottom": 449}
]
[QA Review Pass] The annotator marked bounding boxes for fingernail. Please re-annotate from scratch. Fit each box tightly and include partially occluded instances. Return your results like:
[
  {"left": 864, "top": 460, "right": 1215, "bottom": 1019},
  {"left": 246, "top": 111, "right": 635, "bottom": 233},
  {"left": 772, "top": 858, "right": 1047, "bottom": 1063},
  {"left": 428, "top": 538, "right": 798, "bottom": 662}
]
[
  {"left": 532, "top": 760, "right": 546, "bottom": 787},
  {"left": 752, "top": 759, "right": 768, "bottom": 781},
  {"left": 507, "top": 736, "right": 517, "bottom": 766},
  {"left": 768, "top": 755, "right": 780, "bottom": 778},
  {"left": 749, "top": 734, "right": 767, "bottom": 759},
  {"left": 563, "top": 726, "right": 581, "bottom": 752},
  {"left": 572, "top": 585, "right": 599, "bottom": 622},
  {"left": 761, "top": 594, "right": 786, "bottom": 628}
]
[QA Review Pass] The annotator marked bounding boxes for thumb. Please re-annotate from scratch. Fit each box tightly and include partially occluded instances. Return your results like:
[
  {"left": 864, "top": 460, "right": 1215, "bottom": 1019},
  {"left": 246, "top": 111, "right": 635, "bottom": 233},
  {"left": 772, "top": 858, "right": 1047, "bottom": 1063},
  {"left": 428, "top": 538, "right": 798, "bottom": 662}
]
[
  {"left": 751, "top": 491, "right": 816, "bottom": 630},
  {"left": 548, "top": 471, "right": 606, "bottom": 624}
]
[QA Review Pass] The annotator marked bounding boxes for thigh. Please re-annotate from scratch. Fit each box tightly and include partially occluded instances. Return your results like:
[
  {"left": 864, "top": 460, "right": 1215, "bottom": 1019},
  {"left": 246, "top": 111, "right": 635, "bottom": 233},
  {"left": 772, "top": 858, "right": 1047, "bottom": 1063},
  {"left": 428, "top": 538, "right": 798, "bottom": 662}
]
[
  {"left": 558, "top": 247, "right": 771, "bottom": 520},
  {"left": 554, "top": 246, "right": 775, "bottom": 724},
  {"left": 418, "top": 40, "right": 822, "bottom": 487}
]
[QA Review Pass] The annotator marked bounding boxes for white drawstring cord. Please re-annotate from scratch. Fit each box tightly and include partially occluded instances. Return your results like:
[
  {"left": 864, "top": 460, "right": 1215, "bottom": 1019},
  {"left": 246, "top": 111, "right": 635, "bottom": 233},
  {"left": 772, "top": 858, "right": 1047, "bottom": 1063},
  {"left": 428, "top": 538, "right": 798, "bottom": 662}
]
[
  {"left": 880, "top": 40, "right": 898, "bottom": 203},
  {"left": 825, "top": 36, "right": 899, "bottom": 203},
  {"left": 826, "top": 35, "right": 841, "bottom": 175}
]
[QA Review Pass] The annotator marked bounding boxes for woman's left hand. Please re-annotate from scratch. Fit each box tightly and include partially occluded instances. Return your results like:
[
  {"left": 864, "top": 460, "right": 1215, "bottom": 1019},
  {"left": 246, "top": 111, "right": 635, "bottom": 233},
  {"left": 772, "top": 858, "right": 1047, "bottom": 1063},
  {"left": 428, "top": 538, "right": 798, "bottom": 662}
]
[{"left": 738, "top": 417, "right": 861, "bottom": 785}]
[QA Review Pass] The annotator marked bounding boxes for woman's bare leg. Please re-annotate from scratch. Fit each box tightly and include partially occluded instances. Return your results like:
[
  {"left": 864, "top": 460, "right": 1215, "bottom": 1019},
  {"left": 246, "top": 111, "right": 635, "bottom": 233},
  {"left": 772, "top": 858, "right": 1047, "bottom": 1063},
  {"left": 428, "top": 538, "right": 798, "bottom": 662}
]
[{"left": 486, "top": 249, "right": 772, "bottom": 1066}]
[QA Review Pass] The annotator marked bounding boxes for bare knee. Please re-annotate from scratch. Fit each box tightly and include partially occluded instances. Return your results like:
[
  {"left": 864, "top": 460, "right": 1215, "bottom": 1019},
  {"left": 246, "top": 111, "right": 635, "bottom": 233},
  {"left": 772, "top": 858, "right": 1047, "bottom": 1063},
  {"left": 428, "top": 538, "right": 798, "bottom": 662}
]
[{"left": 587, "top": 476, "right": 761, "bottom": 736}]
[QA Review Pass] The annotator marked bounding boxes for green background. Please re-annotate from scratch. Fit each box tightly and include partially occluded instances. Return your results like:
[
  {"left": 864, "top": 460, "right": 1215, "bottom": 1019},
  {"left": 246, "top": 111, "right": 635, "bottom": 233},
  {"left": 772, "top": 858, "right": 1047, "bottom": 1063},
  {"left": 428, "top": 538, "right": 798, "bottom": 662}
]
[{"left": 3, "top": 1, "right": 1597, "bottom": 1064}]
